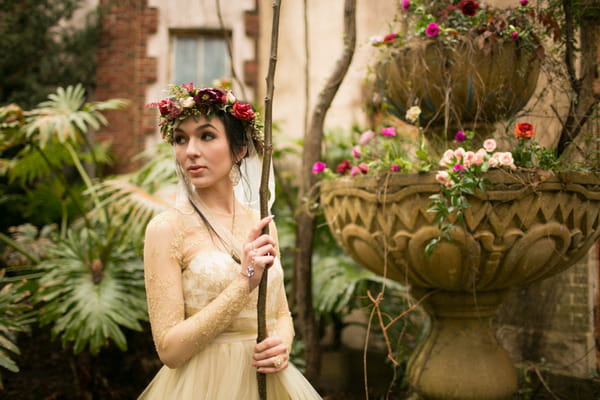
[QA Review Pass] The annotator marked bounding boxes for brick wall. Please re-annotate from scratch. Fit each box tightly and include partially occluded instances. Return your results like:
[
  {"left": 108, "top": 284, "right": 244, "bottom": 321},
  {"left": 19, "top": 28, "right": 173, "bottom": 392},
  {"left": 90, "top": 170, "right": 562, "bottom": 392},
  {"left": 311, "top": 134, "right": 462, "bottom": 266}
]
[
  {"left": 496, "top": 243, "right": 599, "bottom": 378},
  {"left": 94, "top": 0, "right": 157, "bottom": 173}
]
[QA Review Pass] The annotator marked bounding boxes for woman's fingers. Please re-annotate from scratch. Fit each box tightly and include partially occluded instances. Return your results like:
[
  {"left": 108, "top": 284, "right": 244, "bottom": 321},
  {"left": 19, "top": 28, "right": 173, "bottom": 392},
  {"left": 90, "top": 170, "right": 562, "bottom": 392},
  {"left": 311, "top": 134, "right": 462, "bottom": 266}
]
[
  {"left": 246, "top": 215, "right": 274, "bottom": 242},
  {"left": 252, "top": 337, "right": 289, "bottom": 373}
]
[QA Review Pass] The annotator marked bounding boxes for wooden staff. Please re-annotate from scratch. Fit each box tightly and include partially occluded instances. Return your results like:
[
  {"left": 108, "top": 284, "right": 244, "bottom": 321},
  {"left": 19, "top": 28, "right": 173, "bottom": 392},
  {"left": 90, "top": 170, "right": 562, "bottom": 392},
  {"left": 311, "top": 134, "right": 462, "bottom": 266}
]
[{"left": 257, "top": 0, "right": 282, "bottom": 399}]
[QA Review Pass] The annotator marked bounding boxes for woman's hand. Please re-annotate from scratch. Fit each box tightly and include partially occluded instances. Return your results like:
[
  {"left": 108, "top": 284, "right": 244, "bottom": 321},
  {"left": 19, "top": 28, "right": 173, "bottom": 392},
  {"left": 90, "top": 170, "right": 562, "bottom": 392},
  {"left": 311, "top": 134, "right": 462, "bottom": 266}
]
[
  {"left": 241, "top": 215, "right": 276, "bottom": 291},
  {"left": 252, "top": 336, "right": 289, "bottom": 373}
]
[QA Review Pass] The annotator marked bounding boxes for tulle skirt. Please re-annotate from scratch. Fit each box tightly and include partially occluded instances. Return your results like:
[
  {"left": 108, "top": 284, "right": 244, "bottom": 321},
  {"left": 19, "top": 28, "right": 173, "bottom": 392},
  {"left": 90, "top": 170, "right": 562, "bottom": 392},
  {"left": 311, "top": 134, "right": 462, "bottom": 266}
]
[{"left": 138, "top": 336, "right": 322, "bottom": 399}]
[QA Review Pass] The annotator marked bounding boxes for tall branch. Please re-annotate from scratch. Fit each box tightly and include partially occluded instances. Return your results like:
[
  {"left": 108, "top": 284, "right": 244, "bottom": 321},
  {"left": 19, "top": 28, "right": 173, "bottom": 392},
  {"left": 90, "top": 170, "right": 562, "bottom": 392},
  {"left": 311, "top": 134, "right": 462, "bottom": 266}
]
[
  {"left": 215, "top": 0, "right": 247, "bottom": 100},
  {"left": 293, "top": 0, "right": 357, "bottom": 382},
  {"left": 257, "top": 0, "right": 282, "bottom": 399}
]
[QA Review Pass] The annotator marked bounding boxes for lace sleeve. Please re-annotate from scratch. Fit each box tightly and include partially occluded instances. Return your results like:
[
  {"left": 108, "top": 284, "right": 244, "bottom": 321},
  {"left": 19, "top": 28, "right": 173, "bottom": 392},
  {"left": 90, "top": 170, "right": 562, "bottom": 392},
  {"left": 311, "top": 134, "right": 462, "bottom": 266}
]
[{"left": 143, "top": 211, "right": 251, "bottom": 369}]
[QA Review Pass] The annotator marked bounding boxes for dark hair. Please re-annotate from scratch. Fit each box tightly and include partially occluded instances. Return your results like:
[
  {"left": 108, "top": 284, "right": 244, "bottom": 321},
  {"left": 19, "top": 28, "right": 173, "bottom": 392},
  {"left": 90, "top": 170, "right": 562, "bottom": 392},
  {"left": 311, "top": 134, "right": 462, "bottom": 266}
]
[{"left": 216, "top": 110, "right": 249, "bottom": 164}]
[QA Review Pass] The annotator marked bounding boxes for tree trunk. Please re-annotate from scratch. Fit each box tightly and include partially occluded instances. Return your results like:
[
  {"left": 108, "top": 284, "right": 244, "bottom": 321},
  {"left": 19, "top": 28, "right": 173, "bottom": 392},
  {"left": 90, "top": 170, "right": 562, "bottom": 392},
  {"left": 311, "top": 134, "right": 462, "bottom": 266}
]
[
  {"left": 293, "top": 0, "right": 357, "bottom": 383},
  {"left": 556, "top": 0, "right": 600, "bottom": 157}
]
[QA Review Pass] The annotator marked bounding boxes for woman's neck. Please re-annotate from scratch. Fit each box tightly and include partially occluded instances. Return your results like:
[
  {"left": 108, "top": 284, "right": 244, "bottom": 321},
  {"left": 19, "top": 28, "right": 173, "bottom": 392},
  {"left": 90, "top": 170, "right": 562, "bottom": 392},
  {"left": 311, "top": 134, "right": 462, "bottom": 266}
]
[{"left": 195, "top": 183, "right": 236, "bottom": 215}]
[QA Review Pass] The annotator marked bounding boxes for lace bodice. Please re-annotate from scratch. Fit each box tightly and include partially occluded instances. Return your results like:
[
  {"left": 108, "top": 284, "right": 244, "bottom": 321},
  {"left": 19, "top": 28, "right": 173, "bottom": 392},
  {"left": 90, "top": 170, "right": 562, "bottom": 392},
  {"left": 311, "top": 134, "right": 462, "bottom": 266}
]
[{"left": 143, "top": 204, "right": 293, "bottom": 368}]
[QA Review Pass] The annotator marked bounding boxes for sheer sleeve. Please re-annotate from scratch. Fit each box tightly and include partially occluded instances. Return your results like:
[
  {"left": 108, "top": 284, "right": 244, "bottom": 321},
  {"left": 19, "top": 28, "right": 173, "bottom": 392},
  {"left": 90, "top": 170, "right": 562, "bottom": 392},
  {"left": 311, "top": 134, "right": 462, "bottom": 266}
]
[
  {"left": 143, "top": 211, "right": 251, "bottom": 369},
  {"left": 270, "top": 223, "right": 295, "bottom": 351}
]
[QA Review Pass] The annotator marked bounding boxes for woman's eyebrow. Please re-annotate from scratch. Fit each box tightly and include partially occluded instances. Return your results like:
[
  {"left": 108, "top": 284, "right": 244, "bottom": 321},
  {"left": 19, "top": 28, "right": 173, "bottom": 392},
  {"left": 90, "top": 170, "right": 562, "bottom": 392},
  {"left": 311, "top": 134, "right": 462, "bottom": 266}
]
[{"left": 174, "top": 123, "right": 217, "bottom": 134}]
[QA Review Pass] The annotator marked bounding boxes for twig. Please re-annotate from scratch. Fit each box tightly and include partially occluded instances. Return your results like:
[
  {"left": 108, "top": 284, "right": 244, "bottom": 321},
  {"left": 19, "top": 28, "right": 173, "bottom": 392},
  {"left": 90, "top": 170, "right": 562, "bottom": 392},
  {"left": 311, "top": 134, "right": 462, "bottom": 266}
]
[{"left": 256, "top": 1, "right": 282, "bottom": 399}]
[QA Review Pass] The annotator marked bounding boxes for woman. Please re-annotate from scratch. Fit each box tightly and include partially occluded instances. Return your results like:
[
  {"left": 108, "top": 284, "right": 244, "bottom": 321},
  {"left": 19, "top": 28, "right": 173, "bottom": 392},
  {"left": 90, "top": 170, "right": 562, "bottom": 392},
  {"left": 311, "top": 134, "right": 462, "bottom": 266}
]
[{"left": 139, "top": 83, "right": 322, "bottom": 399}]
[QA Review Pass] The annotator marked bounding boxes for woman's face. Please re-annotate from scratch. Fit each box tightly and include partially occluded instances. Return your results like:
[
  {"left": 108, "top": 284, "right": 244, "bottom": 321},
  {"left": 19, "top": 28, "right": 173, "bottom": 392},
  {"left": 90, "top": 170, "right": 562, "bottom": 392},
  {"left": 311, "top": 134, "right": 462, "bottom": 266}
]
[{"left": 173, "top": 115, "right": 236, "bottom": 191}]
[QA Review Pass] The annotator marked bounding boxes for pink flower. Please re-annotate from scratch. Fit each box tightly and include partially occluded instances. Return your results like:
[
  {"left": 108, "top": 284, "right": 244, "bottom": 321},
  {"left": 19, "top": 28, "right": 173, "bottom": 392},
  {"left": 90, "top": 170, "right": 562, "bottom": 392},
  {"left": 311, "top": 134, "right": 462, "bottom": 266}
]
[
  {"left": 454, "top": 147, "right": 466, "bottom": 161},
  {"left": 391, "top": 164, "right": 400, "bottom": 172},
  {"left": 474, "top": 149, "right": 487, "bottom": 165},
  {"left": 520, "top": 0, "right": 528, "bottom": 5},
  {"left": 435, "top": 171, "right": 450, "bottom": 184},
  {"left": 359, "top": 130, "right": 375, "bottom": 145},
  {"left": 312, "top": 161, "right": 327, "bottom": 173},
  {"left": 483, "top": 139, "right": 497, "bottom": 152},
  {"left": 402, "top": 0, "right": 410, "bottom": 10},
  {"left": 425, "top": 23, "right": 440, "bottom": 37},
  {"left": 463, "top": 151, "right": 476, "bottom": 167},
  {"left": 383, "top": 33, "right": 399, "bottom": 44},
  {"left": 453, "top": 164, "right": 465, "bottom": 173},
  {"left": 352, "top": 145, "right": 361, "bottom": 159},
  {"left": 511, "top": 31, "right": 519, "bottom": 41},
  {"left": 358, "top": 163, "right": 369, "bottom": 173},
  {"left": 350, "top": 166, "right": 361, "bottom": 176},
  {"left": 454, "top": 130, "right": 466, "bottom": 142},
  {"left": 498, "top": 152, "right": 515, "bottom": 168},
  {"left": 381, "top": 127, "right": 396, "bottom": 137},
  {"left": 440, "top": 149, "right": 455, "bottom": 167},
  {"left": 489, "top": 153, "right": 501, "bottom": 168}
]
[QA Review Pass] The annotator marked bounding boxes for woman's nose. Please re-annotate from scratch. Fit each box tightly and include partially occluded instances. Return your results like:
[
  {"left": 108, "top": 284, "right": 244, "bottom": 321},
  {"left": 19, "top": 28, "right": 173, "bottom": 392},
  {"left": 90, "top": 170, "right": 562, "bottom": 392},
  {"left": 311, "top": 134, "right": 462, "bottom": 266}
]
[{"left": 186, "top": 137, "right": 201, "bottom": 157}]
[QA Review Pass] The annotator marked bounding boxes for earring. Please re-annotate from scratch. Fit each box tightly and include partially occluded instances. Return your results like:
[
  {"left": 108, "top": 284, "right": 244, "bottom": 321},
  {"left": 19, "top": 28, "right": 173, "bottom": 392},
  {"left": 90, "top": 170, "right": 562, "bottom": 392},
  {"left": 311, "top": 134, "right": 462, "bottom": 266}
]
[{"left": 229, "top": 163, "right": 241, "bottom": 186}]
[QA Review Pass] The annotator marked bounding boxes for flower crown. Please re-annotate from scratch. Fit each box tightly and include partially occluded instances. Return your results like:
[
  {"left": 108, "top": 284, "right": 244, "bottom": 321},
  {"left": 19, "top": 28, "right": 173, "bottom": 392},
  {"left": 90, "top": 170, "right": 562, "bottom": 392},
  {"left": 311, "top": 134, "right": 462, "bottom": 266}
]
[{"left": 146, "top": 82, "right": 264, "bottom": 152}]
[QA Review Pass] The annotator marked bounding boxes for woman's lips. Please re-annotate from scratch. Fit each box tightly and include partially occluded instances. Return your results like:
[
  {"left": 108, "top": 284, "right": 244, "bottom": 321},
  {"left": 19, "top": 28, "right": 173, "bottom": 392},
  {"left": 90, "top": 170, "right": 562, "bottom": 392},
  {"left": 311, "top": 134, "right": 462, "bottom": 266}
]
[{"left": 188, "top": 165, "right": 206, "bottom": 175}]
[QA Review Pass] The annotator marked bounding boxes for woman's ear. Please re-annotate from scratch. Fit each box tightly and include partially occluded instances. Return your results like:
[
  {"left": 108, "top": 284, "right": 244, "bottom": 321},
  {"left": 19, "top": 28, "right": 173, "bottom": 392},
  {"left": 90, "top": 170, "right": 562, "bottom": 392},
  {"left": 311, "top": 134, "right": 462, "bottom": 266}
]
[{"left": 234, "top": 146, "right": 248, "bottom": 164}]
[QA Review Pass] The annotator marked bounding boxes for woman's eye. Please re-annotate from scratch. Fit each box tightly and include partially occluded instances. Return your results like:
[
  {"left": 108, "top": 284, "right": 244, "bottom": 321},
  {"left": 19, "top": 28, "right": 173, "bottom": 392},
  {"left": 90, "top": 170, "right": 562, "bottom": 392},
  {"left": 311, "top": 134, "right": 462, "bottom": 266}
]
[
  {"left": 201, "top": 132, "right": 216, "bottom": 141},
  {"left": 174, "top": 135, "right": 187, "bottom": 145}
]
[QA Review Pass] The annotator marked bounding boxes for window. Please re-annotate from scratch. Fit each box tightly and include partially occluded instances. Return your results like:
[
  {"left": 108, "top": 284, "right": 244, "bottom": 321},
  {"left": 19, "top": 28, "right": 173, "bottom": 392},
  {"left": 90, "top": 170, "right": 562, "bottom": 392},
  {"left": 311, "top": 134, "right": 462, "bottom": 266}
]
[{"left": 171, "top": 32, "right": 230, "bottom": 86}]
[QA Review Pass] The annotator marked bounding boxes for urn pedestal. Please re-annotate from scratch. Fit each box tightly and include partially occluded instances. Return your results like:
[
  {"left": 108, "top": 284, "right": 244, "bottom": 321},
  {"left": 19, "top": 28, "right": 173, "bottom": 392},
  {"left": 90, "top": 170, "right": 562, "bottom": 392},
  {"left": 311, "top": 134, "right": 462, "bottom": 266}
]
[{"left": 320, "top": 171, "right": 600, "bottom": 400}]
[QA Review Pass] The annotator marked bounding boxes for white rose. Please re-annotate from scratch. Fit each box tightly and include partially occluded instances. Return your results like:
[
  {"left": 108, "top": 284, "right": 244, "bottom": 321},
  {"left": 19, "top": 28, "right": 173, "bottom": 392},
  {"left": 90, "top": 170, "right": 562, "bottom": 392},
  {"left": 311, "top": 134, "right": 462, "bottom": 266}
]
[{"left": 181, "top": 96, "right": 195, "bottom": 108}]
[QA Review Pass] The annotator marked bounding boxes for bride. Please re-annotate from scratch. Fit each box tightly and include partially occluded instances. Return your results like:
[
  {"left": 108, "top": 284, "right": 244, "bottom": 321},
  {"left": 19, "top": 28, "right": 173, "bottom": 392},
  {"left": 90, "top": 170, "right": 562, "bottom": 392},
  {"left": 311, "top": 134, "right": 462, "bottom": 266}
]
[{"left": 139, "top": 83, "right": 322, "bottom": 399}]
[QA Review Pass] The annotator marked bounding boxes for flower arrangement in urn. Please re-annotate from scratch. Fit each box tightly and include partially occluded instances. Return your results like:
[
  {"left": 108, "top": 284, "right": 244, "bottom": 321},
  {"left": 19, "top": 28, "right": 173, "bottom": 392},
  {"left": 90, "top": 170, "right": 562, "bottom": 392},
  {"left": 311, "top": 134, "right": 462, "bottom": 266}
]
[{"left": 371, "top": 0, "right": 555, "bottom": 54}]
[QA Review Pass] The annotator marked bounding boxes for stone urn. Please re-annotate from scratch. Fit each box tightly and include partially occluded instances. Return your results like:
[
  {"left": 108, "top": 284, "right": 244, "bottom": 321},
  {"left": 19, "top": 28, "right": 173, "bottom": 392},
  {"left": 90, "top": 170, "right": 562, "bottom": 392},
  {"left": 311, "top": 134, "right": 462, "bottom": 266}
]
[
  {"left": 320, "top": 170, "right": 600, "bottom": 400},
  {"left": 375, "top": 37, "right": 542, "bottom": 146}
]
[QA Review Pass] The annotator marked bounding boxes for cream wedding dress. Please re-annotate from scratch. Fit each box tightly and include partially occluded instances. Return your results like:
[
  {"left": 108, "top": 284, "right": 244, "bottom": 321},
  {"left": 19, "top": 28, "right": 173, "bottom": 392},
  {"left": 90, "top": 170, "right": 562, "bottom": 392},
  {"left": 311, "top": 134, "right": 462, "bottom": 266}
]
[{"left": 138, "top": 202, "right": 322, "bottom": 399}]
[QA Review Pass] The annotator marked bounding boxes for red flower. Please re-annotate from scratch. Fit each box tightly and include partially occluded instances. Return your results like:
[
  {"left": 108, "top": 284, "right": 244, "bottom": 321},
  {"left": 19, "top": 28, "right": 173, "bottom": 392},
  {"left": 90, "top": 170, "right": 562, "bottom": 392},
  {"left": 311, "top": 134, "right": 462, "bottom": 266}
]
[
  {"left": 383, "top": 33, "right": 399, "bottom": 44},
  {"left": 459, "top": 0, "right": 479, "bottom": 16},
  {"left": 514, "top": 122, "right": 534, "bottom": 139},
  {"left": 336, "top": 160, "right": 352, "bottom": 174},
  {"left": 232, "top": 102, "right": 255, "bottom": 121},
  {"left": 194, "top": 88, "right": 226, "bottom": 106}
]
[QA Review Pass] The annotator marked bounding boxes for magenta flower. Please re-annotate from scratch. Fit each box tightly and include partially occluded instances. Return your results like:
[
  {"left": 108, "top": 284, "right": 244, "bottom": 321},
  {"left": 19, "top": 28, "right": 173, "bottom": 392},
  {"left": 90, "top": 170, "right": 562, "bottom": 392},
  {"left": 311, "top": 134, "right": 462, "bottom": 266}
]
[
  {"left": 453, "top": 164, "right": 465, "bottom": 173},
  {"left": 454, "top": 131, "right": 466, "bottom": 142},
  {"left": 511, "top": 31, "right": 519, "bottom": 41},
  {"left": 381, "top": 127, "right": 396, "bottom": 137},
  {"left": 352, "top": 145, "right": 362, "bottom": 158},
  {"left": 391, "top": 164, "right": 400, "bottom": 172},
  {"left": 312, "top": 161, "right": 327, "bottom": 173},
  {"left": 358, "top": 163, "right": 369, "bottom": 173},
  {"left": 350, "top": 166, "right": 361, "bottom": 177},
  {"left": 402, "top": 0, "right": 410, "bottom": 10},
  {"left": 425, "top": 23, "right": 440, "bottom": 38},
  {"left": 520, "top": 0, "right": 528, "bottom": 5}
]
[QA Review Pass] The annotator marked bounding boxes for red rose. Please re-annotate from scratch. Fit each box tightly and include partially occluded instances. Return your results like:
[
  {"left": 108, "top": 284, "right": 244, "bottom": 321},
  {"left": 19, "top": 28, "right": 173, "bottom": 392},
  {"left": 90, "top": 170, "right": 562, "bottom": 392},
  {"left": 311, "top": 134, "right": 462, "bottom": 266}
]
[
  {"left": 158, "top": 99, "right": 170, "bottom": 116},
  {"left": 459, "top": 0, "right": 479, "bottom": 16},
  {"left": 336, "top": 160, "right": 352, "bottom": 174},
  {"left": 232, "top": 102, "right": 255, "bottom": 121},
  {"left": 514, "top": 122, "right": 534, "bottom": 139}
]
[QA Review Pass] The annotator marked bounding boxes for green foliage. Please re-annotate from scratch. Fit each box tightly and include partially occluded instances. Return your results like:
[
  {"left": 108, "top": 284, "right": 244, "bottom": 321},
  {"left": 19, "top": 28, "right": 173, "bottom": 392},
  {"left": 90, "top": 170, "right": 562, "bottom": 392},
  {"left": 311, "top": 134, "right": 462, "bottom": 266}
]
[
  {"left": 0, "top": 269, "right": 34, "bottom": 379},
  {"left": 34, "top": 219, "right": 147, "bottom": 355},
  {"left": 0, "top": 0, "right": 101, "bottom": 108}
]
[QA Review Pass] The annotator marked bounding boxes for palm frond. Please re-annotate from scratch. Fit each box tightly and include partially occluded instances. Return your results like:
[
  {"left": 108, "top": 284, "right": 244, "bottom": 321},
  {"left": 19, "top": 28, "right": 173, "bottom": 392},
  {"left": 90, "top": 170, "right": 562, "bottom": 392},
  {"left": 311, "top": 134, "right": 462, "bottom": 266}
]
[
  {"left": 34, "top": 220, "right": 147, "bottom": 355},
  {"left": 25, "top": 84, "right": 128, "bottom": 147},
  {"left": 0, "top": 269, "right": 34, "bottom": 379}
]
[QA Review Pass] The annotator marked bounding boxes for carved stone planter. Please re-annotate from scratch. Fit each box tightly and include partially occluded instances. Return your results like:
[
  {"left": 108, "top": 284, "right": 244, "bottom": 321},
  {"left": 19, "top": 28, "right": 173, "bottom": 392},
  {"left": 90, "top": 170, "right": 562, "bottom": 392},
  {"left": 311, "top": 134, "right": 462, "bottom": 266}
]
[
  {"left": 375, "top": 38, "right": 542, "bottom": 146},
  {"left": 320, "top": 171, "right": 600, "bottom": 400}
]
